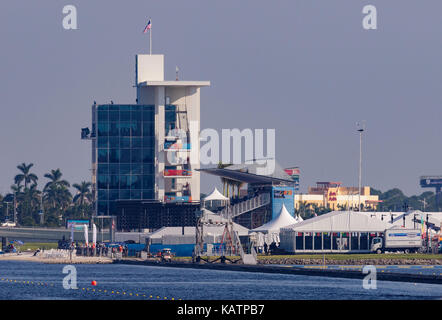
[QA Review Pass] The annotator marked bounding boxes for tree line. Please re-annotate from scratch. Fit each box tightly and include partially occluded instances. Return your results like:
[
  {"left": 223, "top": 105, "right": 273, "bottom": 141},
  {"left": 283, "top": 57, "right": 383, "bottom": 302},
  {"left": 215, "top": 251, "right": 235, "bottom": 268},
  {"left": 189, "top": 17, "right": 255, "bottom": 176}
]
[{"left": 0, "top": 163, "right": 93, "bottom": 227}]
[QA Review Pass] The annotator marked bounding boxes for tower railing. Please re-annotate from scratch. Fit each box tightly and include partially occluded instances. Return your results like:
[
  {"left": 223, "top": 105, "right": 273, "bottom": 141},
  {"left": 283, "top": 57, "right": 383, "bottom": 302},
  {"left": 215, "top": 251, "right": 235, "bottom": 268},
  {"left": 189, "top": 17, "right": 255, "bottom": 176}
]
[{"left": 219, "top": 193, "right": 271, "bottom": 219}]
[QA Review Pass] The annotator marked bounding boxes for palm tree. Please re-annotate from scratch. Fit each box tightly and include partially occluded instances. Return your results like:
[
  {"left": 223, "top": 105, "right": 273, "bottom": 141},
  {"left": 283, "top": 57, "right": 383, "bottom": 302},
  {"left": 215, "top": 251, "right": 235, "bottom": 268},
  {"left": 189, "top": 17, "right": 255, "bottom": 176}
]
[
  {"left": 43, "top": 169, "right": 70, "bottom": 191},
  {"left": 21, "top": 184, "right": 41, "bottom": 224},
  {"left": 42, "top": 169, "right": 71, "bottom": 224},
  {"left": 14, "top": 163, "right": 38, "bottom": 189},
  {"left": 73, "top": 181, "right": 92, "bottom": 217}
]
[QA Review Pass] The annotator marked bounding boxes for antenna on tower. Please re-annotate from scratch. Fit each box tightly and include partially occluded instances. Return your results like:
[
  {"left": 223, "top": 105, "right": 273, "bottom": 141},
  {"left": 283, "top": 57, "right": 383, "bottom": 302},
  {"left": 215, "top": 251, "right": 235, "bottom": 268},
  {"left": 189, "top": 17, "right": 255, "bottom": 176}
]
[
  {"left": 356, "top": 120, "right": 366, "bottom": 132},
  {"left": 176, "top": 66, "right": 179, "bottom": 81},
  {"left": 356, "top": 120, "right": 366, "bottom": 212}
]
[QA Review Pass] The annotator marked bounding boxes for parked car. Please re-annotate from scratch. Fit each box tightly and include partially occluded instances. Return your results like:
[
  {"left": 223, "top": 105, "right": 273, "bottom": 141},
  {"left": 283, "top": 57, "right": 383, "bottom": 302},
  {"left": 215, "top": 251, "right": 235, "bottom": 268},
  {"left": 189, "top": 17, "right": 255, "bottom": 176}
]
[{"left": 1, "top": 221, "right": 16, "bottom": 227}]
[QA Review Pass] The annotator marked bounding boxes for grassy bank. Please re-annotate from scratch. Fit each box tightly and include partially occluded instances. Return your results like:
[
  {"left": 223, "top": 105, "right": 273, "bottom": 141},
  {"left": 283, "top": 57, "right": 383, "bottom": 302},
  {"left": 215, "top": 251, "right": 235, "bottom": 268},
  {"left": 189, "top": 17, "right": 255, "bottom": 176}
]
[
  {"left": 257, "top": 253, "right": 442, "bottom": 261},
  {"left": 15, "top": 242, "right": 58, "bottom": 251},
  {"left": 171, "top": 253, "right": 442, "bottom": 265}
]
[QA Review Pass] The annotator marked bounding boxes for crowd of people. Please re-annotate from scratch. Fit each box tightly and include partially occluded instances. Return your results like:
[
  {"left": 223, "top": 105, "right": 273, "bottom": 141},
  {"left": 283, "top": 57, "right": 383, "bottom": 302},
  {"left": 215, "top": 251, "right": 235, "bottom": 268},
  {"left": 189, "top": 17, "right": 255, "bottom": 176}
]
[{"left": 57, "top": 237, "right": 130, "bottom": 257}]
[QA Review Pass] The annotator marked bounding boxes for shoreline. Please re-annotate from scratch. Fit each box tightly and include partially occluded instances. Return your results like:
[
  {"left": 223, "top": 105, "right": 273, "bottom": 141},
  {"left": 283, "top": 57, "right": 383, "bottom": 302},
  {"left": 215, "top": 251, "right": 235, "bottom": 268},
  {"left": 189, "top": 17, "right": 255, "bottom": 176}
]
[
  {"left": 114, "top": 259, "right": 442, "bottom": 285},
  {"left": 0, "top": 252, "right": 113, "bottom": 264},
  {"left": 258, "top": 258, "right": 442, "bottom": 265}
]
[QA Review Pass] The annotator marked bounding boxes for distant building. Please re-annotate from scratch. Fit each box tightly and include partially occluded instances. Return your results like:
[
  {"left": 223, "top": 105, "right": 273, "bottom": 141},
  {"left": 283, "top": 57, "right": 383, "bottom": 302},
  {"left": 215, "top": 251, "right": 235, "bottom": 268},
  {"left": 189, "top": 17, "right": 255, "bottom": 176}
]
[{"left": 294, "top": 181, "right": 380, "bottom": 211}]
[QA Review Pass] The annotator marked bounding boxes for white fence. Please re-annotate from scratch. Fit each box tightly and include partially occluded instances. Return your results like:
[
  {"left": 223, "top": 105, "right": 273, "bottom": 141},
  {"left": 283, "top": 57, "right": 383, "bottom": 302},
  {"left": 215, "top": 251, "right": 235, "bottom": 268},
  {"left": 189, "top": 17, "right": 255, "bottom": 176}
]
[
  {"left": 219, "top": 193, "right": 271, "bottom": 219},
  {"left": 40, "top": 249, "right": 76, "bottom": 259}
]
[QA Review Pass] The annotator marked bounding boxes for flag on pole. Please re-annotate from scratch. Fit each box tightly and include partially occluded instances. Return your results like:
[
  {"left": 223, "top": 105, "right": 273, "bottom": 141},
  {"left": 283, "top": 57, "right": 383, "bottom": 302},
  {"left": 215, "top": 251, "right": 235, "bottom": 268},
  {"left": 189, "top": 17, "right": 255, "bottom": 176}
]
[{"left": 143, "top": 19, "right": 152, "bottom": 33}]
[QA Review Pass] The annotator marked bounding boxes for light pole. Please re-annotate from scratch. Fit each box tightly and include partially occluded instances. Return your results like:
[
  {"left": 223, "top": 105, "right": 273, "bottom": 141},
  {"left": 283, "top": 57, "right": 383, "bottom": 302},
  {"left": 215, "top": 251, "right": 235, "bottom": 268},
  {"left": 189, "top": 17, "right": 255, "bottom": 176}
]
[{"left": 357, "top": 121, "right": 366, "bottom": 212}]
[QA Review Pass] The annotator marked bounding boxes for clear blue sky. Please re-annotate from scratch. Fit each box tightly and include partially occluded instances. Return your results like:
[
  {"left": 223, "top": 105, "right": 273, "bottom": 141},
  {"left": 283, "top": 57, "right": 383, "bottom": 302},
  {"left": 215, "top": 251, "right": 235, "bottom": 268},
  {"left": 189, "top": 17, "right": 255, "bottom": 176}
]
[{"left": 0, "top": 0, "right": 441, "bottom": 196}]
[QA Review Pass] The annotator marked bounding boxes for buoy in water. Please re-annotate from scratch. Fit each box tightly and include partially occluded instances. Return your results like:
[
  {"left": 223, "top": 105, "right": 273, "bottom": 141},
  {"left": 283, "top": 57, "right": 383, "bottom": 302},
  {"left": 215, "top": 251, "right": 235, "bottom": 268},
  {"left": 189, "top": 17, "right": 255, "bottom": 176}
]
[{"left": 91, "top": 280, "right": 97, "bottom": 286}]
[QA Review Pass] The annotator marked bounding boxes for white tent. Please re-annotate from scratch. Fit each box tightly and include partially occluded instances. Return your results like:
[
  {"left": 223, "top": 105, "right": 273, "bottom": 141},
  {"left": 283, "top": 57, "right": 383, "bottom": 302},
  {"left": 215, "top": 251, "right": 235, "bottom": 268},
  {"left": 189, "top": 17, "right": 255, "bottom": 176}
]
[
  {"left": 204, "top": 187, "right": 229, "bottom": 201},
  {"left": 252, "top": 204, "right": 299, "bottom": 233},
  {"left": 250, "top": 204, "right": 299, "bottom": 245},
  {"left": 282, "top": 210, "right": 393, "bottom": 233}
]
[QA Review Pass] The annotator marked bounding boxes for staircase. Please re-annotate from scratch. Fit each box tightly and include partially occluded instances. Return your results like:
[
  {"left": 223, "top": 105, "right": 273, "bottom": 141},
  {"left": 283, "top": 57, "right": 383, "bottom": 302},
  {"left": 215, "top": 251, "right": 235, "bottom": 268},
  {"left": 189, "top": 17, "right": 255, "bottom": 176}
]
[
  {"left": 232, "top": 229, "right": 257, "bottom": 265},
  {"left": 219, "top": 193, "right": 271, "bottom": 219}
]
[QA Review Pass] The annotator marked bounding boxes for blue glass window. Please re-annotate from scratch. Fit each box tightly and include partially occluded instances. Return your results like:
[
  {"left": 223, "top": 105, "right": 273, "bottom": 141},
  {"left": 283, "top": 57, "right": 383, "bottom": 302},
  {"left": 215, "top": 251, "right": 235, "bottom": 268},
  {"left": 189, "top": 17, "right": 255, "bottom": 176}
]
[
  {"left": 109, "top": 164, "right": 119, "bottom": 174},
  {"left": 97, "top": 174, "right": 109, "bottom": 189},
  {"left": 98, "top": 190, "right": 108, "bottom": 201},
  {"left": 131, "top": 122, "right": 142, "bottom": 136},
  {"left": 142, "top": 149, "right": 154, "bottom": 163},
  {"left": 131, "top": 163, "right": 141, "bottom": 174},
  {"left": 119, "top": 175, "right": 130, "bottom": 189},
  {"left": 109, "top": 110, "right": 119, "bottom": 121},
  {"left": 120, "top": 122, "right": 131, "bottom": 136},
  {"left": 130, "top": 175, "right": 142, "bottom": 189},
  {"left": 120, "top": 110, "right": 130, "bottom": 121},
  {"left": 119, "top": 190, "right": 130, "bottom": 200},
  {"left": 98, "top": 123, "right": 109, "bottom": 136},
  {"left": 120, "top": 149, "right": 130, "bottom": 163},
  {"left": 142, "top": 175, "right": 154, "bottom": 189},
  {"left": 109, "top": 123, "right": 119, "bottom": 136},
  {"left": 131, "top": 190, "right": 141, "bottom": 200},
  {"left": 143, "top": 164, "right": 154, "bottom": 174},
  {"left": 109, "top": 149, "right": 120, "bottom": 163},
  {"left": 120, "top": 137, "right": 130, "bottom": 148},
  {"left": 109, "top": 201, "right": 117, "bottom": 214},
  {"left": 109, "top": 175, "right": 119, "bottom": 189},
  {"left": 109, "top": 137, "right": 119, "bottom": 148},
  {"left": 98, "top": 164, "right": 109, "bottom": 174},
  {"left": 98, "top": 110, "right": 108, "bottom": 122},
  {"left": 143, "top": 122, "right": 154, "bottom": 136},
  {"left": 97, "top": 136, "right": 108, "bottom": 148},
  {"left": 142, "top": 190, "right": 154, "bottom": 199},
  {"left": 131, "top": 110, "right": 141, "bottom": 121},
  {"left": 132, "top": 137, "right": 142, "bottom": 148},
  {"left": 109, "top": 190, "right": 119, "bottom": 201},
  {"left": 98, "top": 149, "right": 109, "bottom": 163},
  {"left": 131, "top": 149, "right": 141, "bottom": 163},
  {"left": 98, "top": 201, "right": 108, "bottom": 215},
  {"left": 143, "top": 138, "right": 154, "bottom": 148},
  {"left": 120, "top": 164, "right": 130, "bottom": 175}
]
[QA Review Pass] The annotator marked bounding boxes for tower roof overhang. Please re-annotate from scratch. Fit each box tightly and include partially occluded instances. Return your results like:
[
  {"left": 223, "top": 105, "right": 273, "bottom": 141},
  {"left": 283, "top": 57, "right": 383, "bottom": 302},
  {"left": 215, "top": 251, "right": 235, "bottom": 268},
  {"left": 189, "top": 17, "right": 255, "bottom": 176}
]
[{"left": 138, "top": 81, "right": 210, "bottom": 87}]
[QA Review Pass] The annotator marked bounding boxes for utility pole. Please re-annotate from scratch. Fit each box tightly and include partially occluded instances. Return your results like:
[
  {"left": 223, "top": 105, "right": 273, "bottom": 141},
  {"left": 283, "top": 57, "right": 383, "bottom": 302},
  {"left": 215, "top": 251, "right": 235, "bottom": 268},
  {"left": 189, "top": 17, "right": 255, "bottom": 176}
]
[
  {"left": 13, "top": 192, "right": 17, "bottom": 224},
  {"left": 357, "top": 121, "right": 366, "bottom": 212},
  {"left": 39, "top": 193, "right": 44, "bottom": 225},
  {"left": 419, "top": 198, "right": 427, "bottom": 212}
]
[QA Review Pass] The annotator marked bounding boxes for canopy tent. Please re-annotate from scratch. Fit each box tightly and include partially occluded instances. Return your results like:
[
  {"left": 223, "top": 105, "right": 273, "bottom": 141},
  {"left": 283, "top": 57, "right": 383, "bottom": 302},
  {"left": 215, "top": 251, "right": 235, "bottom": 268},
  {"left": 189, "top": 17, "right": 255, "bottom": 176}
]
[
  {"left": 252, "top": 204, "right": 299, "bottom": 233},
  {"left": 204, "top": 188, "right": 229, "bottom": 201},
  {"left": 203, "top": 187, "right": 229, "bottom": 212},
  {"left": 250, "top": 204, "right": 299, "bottom": 245},
  {"left": 282, "top": 210, "right": 393, "bottom": 233}
]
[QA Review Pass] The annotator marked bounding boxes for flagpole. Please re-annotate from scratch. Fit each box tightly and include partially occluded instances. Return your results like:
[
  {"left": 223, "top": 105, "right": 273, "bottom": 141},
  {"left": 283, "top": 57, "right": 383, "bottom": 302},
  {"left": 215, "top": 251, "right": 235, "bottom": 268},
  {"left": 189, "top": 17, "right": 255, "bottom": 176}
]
[{"left": 150, "top": 18, "right": 152, "bottom": 55}]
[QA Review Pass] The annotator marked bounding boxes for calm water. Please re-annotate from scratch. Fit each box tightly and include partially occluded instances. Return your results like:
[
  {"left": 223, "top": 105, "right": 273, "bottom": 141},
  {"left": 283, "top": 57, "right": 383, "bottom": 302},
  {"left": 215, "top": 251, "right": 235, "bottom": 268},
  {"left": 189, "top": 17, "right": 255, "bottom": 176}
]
[{"left": 0, "top": 261, "right": 440, "bottom": 300}]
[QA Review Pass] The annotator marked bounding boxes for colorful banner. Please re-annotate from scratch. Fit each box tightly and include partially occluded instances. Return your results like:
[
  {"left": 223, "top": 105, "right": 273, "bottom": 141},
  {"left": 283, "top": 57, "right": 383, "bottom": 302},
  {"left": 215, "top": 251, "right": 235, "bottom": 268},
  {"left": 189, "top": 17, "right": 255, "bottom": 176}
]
[
  {"left": 164, "top": 195, "right": 192, "bottom": 203},
  {"left": 164, "top": 141, "right": 191, "bottom": 150},
  {"left": 164, "top": 169, "right": 192, "bottom": 177},
  {"left": 272, "top": 186, "right": 295, "bottom": 219}
]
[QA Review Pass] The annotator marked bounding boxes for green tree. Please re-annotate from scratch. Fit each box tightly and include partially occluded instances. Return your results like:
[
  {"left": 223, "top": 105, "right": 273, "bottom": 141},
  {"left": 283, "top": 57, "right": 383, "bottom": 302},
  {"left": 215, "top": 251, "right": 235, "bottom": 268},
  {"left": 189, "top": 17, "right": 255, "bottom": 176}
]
[
  {"left": 14, "top": 163, "right": 38, "bottom": 189},
  {"left": 43, "top": 169, "right": 70, "bottom": 191},
  {"left": 42, "top": 169, "right": 72, "bottom": 225},
  {"left": 72, "top": 181, "right": 92, "bottom": 218}
]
